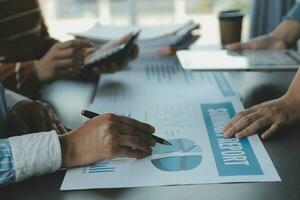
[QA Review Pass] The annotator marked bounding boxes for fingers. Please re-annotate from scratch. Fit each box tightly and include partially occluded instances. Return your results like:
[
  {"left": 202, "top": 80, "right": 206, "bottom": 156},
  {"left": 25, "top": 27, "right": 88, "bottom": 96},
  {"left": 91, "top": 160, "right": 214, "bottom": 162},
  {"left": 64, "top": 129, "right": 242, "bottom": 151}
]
[
  {"left": 115, "top": 115, "right": 155, "bottom": 134},
  {"left": 223, "top": 108, "right": 256, "bottom": 136},
  {"left": 116, "top": 146, "right": 148, "bottom": 159},
  {"left": 100, "top": 114, "right": 156, "bottom": 146},
  {"left": 33, "top": 101, "right": 67, "bottom": 134},
  {"left": 225, "top": 42, "right": 251, "bottom": 51},
  {"left": 114, "top": 121, "right": 156, "bottom": 146},
  {"left": 224, "top": 42, "right": 243, "bottom": 51},
  {"left": 57, "top": 48, "right": 84, "bottom": 61},
  {"left": 53, "top": 118, "right": 68, "bottom": 134},
  {"left": 234, "top": 117, "right": 270, "bottom": 138},
  {"left": 223, "top": 112, "right": 262, "bottom": 138},
  {"left": 119, "top": 135, "right": 152, "bottom": 154},
  {"left": 46, "top": 105, "right": 68, "bottom": 134},
  {"left": 59, "top": 39, "right": 94, "bottom": 50},
  {"left": 55, "top": 59, "right": 73, "bottom": 68}
]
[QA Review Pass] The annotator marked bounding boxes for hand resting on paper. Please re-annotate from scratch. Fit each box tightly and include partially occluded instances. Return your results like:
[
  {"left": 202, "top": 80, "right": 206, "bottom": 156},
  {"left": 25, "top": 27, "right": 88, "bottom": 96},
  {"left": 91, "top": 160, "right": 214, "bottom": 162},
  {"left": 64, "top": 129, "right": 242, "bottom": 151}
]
[{"left": 223, "top": 94, "right": 300, "bottom": 140}]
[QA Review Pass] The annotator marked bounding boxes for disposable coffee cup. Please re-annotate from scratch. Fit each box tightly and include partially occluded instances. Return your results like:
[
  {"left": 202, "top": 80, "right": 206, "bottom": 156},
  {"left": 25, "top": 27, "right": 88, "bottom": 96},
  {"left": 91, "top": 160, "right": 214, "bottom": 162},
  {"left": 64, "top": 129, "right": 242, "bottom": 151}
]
[{"left": 218, "top": 10, "right": 244, "bottom": 47}]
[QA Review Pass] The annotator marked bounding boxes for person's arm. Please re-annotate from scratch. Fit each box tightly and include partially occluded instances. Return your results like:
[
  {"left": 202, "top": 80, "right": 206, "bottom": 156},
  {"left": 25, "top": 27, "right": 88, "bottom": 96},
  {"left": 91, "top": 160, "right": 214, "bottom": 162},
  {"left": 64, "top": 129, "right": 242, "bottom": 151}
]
[
  {"left": 223, "top": 69, "right": 300, "bottom": 139},
  {"left": 1, "top": 113, "right": 156, "bottom": 187},
  {"left": 271, "top": 20, "right": 300, "bottom": 48},
  {"left": 0, "top": 131, "right": 61, "bottom": 187},
  {"left": 0, "top": 39, "right": 93, "bottom": 98},
  {"left": 225, "top": 3, "right": 300, "bottom": 50}
]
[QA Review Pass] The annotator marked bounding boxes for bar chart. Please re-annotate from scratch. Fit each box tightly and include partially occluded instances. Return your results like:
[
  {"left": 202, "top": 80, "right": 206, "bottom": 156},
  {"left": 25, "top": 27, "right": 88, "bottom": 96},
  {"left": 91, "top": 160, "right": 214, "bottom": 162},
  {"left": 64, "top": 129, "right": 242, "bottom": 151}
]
[{"left": 89, "top": 162, "right": 115, "bottom": 173}]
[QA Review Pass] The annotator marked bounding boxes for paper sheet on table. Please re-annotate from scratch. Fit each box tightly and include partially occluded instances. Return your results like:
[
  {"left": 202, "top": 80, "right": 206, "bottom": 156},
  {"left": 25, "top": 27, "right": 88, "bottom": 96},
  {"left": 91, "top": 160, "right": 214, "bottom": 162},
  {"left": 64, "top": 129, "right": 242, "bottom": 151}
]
[
  {"left": 91, "top": 57, "right": 238, "bottom": 108},
  {"left": 61, "top": 58, "right": 280, "bottom": 190}
]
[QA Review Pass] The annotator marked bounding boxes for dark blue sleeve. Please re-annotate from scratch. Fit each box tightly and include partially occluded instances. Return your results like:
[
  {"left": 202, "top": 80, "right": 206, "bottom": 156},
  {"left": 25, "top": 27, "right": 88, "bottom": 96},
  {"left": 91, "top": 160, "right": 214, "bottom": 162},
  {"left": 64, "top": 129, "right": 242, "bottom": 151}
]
[{"left": 285, "top": 3, "right": 300, "bottom": 22}]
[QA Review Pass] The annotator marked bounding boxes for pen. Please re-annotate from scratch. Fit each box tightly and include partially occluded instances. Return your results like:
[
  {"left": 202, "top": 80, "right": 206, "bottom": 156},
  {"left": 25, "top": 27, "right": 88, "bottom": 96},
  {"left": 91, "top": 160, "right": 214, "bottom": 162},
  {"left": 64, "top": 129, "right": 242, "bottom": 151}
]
[{"left": 81, "top": 110, "right": 172, "bottom": 146}]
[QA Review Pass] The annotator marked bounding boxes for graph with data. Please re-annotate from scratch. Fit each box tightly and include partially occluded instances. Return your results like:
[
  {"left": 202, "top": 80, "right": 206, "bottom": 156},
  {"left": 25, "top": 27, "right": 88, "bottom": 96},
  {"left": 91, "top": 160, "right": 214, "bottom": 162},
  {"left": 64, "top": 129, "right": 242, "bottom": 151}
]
[
  {"left": 88, "top": 162, "right": 115, "bottom": 173},
  {"left": 151, "top": 138, "right": 202, "bottom": 171}
]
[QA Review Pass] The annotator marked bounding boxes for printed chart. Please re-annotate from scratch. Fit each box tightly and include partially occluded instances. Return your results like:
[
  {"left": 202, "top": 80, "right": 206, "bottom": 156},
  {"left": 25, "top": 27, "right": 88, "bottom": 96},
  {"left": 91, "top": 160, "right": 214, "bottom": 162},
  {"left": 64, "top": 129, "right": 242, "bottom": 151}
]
[{"left": 151, "top": 138, "right": 202, "bottom": 172}]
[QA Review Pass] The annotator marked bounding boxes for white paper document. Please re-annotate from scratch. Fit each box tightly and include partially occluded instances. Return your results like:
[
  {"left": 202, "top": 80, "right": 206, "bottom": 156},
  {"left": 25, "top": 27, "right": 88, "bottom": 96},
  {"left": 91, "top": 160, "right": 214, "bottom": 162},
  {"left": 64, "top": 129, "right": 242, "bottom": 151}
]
[{"left": 61, "top": 59, "right": 280, "bottom": 190}]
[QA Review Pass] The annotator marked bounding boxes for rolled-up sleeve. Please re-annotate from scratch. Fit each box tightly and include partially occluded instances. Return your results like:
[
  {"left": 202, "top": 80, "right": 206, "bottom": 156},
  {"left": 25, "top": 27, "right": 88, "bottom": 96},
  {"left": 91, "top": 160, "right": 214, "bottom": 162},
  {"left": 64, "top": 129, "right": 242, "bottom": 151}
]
[
  {"left": 0, "top": 131, "right": 62, "bottom": 187},
  {"left": 285, "top": 3, "right": 300, "bottom": 22},
  {"left": 0, "top": 139, "right": 15, "bottom": 187}
]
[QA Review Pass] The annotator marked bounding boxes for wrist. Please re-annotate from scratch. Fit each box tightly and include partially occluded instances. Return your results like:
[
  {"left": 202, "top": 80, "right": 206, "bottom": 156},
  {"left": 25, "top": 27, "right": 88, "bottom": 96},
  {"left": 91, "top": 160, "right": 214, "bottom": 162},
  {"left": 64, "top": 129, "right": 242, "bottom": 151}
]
[
  {"left": 34, "top": 60, "right": 51, "bottom": 82},
  {"left": 59, "top": 134, "right": 75, "bottom": 168},
  {"left": 33, "top": 60, "right": 45, "bottom": 81},
  {"left": 59, "top": 134, "right": 73, "bottom": 168}
]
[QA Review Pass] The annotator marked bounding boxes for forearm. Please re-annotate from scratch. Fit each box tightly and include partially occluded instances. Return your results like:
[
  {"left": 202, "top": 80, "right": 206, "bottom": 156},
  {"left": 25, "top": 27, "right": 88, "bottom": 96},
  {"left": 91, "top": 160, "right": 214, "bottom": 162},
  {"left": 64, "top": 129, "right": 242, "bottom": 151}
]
[{"left": 271, "top": 20, "right": 300, "bottom": 48}]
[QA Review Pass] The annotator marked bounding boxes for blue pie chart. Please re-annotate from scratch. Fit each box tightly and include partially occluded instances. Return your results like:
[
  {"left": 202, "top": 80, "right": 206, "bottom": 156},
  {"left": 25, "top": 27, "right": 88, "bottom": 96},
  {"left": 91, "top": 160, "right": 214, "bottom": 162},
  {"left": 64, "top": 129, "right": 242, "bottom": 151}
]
[{"left": 151, "top": 138, "right": 202, "bottom": 172}]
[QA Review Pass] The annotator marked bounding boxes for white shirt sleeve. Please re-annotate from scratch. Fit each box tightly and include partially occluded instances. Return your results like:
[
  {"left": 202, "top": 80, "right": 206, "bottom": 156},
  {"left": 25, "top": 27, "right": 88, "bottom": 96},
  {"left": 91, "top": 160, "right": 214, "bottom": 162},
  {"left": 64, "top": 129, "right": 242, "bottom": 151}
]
[
  {"left": 4, "top": 89, "right": 29, "bottom": 110},
  {"left": 8, "top": 131, "right": 62, "bottom": 182}
]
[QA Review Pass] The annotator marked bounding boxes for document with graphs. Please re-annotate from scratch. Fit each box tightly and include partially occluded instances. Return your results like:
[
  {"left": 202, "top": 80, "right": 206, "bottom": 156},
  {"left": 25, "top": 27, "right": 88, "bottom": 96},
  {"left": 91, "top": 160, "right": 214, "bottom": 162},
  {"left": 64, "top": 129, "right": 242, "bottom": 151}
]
[{"left": 61, "top": 59, "right": 280, "bottom": 190}]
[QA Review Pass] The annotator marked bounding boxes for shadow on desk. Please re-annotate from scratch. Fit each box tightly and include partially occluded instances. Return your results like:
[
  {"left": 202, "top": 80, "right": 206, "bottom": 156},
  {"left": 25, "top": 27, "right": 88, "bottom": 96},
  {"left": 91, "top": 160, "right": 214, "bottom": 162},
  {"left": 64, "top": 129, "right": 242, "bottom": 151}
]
[{"left": 40, "top": 79, "right": 98, "bottom": 129}]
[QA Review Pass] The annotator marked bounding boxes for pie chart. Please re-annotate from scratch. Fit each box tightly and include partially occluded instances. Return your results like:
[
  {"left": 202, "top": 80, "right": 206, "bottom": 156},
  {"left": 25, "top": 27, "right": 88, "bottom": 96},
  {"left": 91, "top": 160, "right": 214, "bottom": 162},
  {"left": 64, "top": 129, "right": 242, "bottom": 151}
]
[{"left": 151, "top": 138, "right": 202, "bottom": 172}]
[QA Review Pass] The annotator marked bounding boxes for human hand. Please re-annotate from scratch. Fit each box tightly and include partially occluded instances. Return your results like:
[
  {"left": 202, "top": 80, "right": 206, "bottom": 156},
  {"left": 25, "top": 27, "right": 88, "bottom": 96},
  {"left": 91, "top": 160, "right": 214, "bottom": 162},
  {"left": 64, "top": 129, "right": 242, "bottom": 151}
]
[
  {"left": 223, "top": 95, "right": 300, "bottom": 140},
  {"left": 35, "top": 39, "right": 93, "bottom": 81},
  {"left": 59, "top": 113, "right": 156, "bottom": 168},
  {"left": 7, "top": 100, "right": 67, "bottom": 136},
  {"left": 225, "top": 34, "right": 287, "bottom": 51},
  {"left": 84, "top": 33, "right": 139, "bottom": 74}
]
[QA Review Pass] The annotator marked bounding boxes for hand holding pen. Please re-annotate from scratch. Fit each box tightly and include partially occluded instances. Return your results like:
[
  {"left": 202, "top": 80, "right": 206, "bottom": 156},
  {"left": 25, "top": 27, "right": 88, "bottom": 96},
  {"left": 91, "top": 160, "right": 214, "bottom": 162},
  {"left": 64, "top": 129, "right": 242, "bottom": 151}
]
[
  {"left": 81, "top": 110, "right": 171, "bottom": 146},
  {"left": 60, "top": 112, "right": 160, "bottom": 168}
]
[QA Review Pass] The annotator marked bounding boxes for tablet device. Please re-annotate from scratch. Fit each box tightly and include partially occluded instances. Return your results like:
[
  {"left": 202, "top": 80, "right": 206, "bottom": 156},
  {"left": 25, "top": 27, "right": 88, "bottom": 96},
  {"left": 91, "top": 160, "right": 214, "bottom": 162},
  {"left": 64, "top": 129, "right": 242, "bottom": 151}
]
[
  {"left": 176, "top": 50, "right": 300, "bottom": 71},
  {"left": 82, "top": 30, "right": 140, "bottom": 73}
]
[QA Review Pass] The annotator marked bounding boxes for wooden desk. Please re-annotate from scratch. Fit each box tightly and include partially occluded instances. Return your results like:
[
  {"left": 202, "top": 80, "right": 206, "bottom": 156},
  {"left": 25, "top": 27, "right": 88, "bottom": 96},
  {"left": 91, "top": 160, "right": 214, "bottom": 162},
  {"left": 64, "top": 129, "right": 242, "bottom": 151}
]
[{"left": 1, "top": 71, "right": 300, "bottom": 200}]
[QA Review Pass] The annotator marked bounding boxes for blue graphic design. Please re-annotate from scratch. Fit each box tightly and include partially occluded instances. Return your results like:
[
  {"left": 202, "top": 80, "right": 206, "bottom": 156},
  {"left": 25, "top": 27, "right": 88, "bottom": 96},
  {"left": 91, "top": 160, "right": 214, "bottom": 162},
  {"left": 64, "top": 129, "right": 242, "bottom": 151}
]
[
  {"left": 151, "top": 138, "right": 202, "bottom": 171},
  {"left": 88, "top": 162, "right": 115, "bottom": 173},
  {"left": 201, "top": 102, "right": 263, "bottom": 176}
]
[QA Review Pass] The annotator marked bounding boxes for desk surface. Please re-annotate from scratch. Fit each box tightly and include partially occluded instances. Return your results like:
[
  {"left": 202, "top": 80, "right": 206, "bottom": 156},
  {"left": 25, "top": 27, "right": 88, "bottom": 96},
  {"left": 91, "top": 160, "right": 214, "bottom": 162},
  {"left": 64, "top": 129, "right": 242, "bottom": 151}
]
[{"left": 1, "top": 71, "right": 300, "bottom": 200}]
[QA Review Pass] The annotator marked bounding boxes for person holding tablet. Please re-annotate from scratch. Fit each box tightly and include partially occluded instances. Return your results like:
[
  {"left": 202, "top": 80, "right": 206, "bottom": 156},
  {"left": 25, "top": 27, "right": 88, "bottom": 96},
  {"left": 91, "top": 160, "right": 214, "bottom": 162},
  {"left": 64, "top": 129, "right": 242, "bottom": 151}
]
[
  {"left": 0, "top": 0, "right": 138, "bottom": 99},
  {"left": 223, "top": 3, "right": 300, "bottom": 139}
]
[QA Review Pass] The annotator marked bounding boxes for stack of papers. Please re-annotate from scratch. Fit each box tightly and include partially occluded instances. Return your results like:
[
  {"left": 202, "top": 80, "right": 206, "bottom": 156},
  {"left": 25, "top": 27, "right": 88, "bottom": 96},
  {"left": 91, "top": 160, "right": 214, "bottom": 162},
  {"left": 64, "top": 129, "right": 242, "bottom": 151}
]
[{"left": 71, "top": 20, "right": 200, "bottom": 58}]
